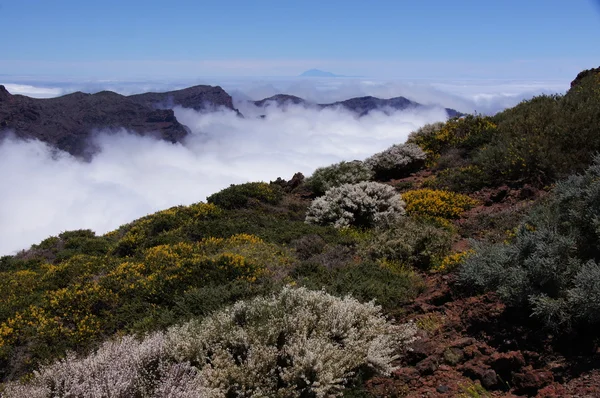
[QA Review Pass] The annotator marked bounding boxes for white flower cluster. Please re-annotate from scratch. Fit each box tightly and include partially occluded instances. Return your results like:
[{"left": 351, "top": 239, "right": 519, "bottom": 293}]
[
  {"left": 305, "top": 181, "right": 406, "bottom": 228},
  {"left": 2, "top": 333, "right": 201, "bottom": 398},
  {"left": 364, "top": 143, "right": 427, "bottom": 179},
  {"left": 3, "top": 287, "right": 417, "bottom": 398}
]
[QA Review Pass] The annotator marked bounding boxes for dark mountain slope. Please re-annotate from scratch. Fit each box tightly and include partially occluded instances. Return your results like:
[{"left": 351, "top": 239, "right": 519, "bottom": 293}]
[
  {"left": 0, "top": 86, "right": 189, "bottom": 157},
  {"left": 129, "top": 84, "right": 240, "bottom": 113},
  {"left": 253, "top": 94, "right": 307, "bottom": 107}
]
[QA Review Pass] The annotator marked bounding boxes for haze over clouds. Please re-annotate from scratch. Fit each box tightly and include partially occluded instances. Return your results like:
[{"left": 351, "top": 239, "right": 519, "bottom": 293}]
[
  {"left": 0, "top": 99, "right": 448, "bottom": 256},
  {"left": 2, "top": 76, "right": 569, "bottom": 115}
]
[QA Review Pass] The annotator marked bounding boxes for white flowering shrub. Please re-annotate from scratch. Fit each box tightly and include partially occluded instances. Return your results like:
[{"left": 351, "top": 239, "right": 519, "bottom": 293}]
[
  {"left": 365, "top": 143, "right": 427, "bottom": 179},
  {"left": 0, "top": 333, "right": 198, "bottom": 398},
  {"left": 305, "top": 181, "right": 406, "bottom": 228},
  {"left": 307, "top": 160, "right": 375, "bottom": 196},
  {"left": 3, "top": 287, "right": 417, "bottom": 398}
]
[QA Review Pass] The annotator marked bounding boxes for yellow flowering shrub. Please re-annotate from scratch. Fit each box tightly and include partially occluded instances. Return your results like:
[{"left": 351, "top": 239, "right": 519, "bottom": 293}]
[
  {"left": 40, "top": 255, "right": 107, "bottom": 287},
  {"left": 135, "top": 234, "right": 292, "bottom": 294},
  {"left": 0, "top": 270, "right": 41, "bottom": 318},
  {"left": 408, "top": 116, "right": 497, "bottom": 162},
  {"left": 403, "top": 189, "right": 479, "bottom": 221},
  {"left": 435, "top": 250, "right": 474, "bottom": 273},
  {"left": 110, "top": 202, "right": 222, "bottom": 256},
  {"left": 0, "top": 281, "right": 118, "bottom": 356},
  {"left": 0, "top": 230, "right": 294, "bottom": 376}
]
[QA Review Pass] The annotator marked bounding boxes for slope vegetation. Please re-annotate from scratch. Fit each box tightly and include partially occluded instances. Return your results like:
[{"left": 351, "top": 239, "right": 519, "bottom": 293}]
[{"left": 1, "top": 67, "right": 600, "bottom": 397}]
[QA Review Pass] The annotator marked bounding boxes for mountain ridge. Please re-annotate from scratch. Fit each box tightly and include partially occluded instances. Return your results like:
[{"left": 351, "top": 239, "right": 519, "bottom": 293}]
[
  {"left": 253, "top": 93, "right": 463, "bottom": 117},
  {"left": 1, "top": 84, "right": 461, "bottom": 157}
]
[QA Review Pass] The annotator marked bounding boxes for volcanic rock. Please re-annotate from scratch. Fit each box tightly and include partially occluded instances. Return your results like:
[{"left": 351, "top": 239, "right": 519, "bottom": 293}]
[{"left": 0, "top": 88, "right": 189, "bottom": 158}]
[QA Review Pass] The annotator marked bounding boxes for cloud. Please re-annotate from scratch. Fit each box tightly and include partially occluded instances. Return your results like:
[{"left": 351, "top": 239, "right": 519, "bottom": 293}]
[
  {"left": 1, "top": 84, "right": 64, "bottom": 98},
  {"left": 225, "top": 78, "right": 568, "bottom": 115},
  {"left": 0, "top": 104, "right": 447, "bottom": 256}
]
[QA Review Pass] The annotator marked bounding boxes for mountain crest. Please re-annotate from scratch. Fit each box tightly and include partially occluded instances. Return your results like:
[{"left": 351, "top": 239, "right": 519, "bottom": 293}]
[{"left": 0, "top": 85, "right": 11, "bottom": 101}]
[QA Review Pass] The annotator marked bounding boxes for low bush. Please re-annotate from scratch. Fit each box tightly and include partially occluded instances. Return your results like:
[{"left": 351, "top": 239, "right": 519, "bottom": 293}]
[
  {"left": 458, "top": 157, "right": 600, "bottom": 331},
  {"left": 293, "top": 260, "right": 424, "bottom": 310},
  {"left": 359, "top": 217, "right": 453, "bottom": 270},
  {"left": 402, "top": 189, "right": 478, "bottom": 222},
  {"left": 407, "top": 116, "right": 497, "bottom": 162},
  {"left": 307, "top": 160, "right": 374, "bottom": 196},
  {"left": 206, "top": 182, "right": 284, "bottom": 209},
  {"left": 364, "top": 143, "right": 426, "bottom": 180},
  {"left": 435, "top": 250, "right": 474, "bottom": 273},
  {"left": 428, "top": 165, "right": 489, "bottom": 193},
  {"left": 111, "top": 202, "right": 222, "bottom": 257},
  {"left": 305, "top": 182, "right": 405, "bottom": 229},
  {"left": 0, "top": 235, "right": 293, "bottom": 379},
  {"left": 3, "top": 287, "right": 418, "bottom": 398}
]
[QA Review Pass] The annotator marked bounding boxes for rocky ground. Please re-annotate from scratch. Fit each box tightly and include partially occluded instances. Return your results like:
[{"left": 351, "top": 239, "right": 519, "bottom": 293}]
[
  {"left": 359, "top": 173, "right": 600, "bottom": 397},
  {"left": 363, "top": 272, "right": 600, "bottom": 397}
]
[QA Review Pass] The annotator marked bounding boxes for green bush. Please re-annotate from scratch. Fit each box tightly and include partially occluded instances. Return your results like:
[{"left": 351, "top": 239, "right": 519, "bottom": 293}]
[
  {"left": 293, "top": 260, "right": 424, "bottom": 310},
  {"left": 428, "top": 165, "right": 489, "bottom": 193},
  {"left": 458, "top": 156, "right": 600, "bottom": 331},
  {"left": 407, "top": 116, "right": 497, "bottom": 161},
  {"left": 365, "top": 143, "right": 427, "bottom": 180},
  {"left": 306, "top": 160, "right": 374, "bottom": 196},
  {"left": 206, "top": 181, "right": 284, "bottom": 209},
  {"left": 359, "top": 217, "right": 453, "bottom": 270}
]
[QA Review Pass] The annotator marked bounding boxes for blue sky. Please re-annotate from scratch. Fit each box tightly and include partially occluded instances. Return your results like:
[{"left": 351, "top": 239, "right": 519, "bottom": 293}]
[{"left": 1, "top": 0, "right": 599, "bottom": 79}]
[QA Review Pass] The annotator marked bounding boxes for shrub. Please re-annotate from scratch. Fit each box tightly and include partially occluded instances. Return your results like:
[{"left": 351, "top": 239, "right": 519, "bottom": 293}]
[
  {"left": 402, "top": 189, "right": 478, "bottom": 222},
  {"left": 206, "top": 182, "right": 284, "bottom": 209},
  {"left": 405, "top": 121, "right": 445, "bottom": 159},
  {"left": 359, "top": 217, "right": 453, "bottom": 270},
  {"left": 364, "top": 143, "right": 426, "bottom": 180},
  {"left": 429, "top": 165, "right": 489, "bottom": 193},
  {"left": 407, "top": 116, "right": 496, "bottom": 161},
  {"left": 293, "top": 260, "right": 424, "bottom": 310},
  {"left": 167, "top": 287, "right": 417, "bottom": 396},
  {"left": 458, "top": 156, "right": 600, "bottom": 331},
  {"left": 20, "top": 230, "right": 112, "bottom": 264},
  {"left": 4, "top": 287, "right": 418, "bottom": 398},
  {"left": 305, "top": 182, "right": 406, "bottom": 229},
  {"left": 0, "top": 234, "right": 292, "bottom": 379},
  {"left": 307, "top": 160, "right": 374, "bottom": 196},
  {"left": 435, "top": 250, "right": 474, "bottom": 273},
  {"left": 111, "top": 202, "right": 222, "bottom": 257}
]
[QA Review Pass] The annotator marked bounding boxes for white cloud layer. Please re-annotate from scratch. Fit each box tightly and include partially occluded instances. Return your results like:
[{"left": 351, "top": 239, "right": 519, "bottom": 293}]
[
  {"left": 2, "top": 84, "right": 65, "bottom": 98},
  {"left": 0, "top": 104, "right": 447, "bottom": 256}
]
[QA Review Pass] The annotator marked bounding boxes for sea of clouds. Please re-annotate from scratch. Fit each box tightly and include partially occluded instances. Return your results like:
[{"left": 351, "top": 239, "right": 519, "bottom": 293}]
[{"left": 0, "top": 77, "right": 570, "bottom": 255}]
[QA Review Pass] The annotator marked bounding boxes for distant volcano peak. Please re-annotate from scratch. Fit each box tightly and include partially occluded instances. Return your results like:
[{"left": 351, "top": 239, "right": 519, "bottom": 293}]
[{"left": 299, "top": 69, "right": 340, "bottom": 77}]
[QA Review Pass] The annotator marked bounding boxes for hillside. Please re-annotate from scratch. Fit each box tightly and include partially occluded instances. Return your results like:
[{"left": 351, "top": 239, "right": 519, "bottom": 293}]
[
  {"left": 1, "top": 67, "right": 600, "bottom": 397},
  {"left": 0, "top": 87, "right": 189, "bottom": 158},
  {"left": 129, "top": 84, "right": 241, "bottom": 114}
]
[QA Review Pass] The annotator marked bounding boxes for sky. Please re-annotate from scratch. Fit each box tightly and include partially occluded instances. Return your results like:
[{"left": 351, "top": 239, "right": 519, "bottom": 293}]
[{"left": 1, "top": 0, "right": 599, "bottom": 79}]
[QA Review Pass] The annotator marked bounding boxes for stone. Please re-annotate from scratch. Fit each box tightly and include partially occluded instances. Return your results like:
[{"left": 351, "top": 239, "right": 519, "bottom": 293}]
[
  {"left": 481, "top": 369, "right": 498, "bottom": 389},
  {"left": 416, "top": 357, "right": 439, "bottom": 376},
  {"left": 443, "top": 347, "right": 465, "bottom": 365},
  {"left": 513, "top": 368, "right": 554, "bottom": 394},
  {"left": 436, "top": 385, "right": 450, "bottom": 393}
]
